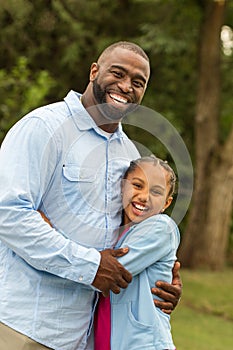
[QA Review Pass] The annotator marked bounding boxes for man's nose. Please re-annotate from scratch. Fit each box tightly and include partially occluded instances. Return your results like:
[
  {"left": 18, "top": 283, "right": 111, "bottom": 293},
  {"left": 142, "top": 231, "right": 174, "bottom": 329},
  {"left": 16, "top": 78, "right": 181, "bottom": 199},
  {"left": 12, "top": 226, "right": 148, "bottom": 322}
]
[{"left": 118, "top": 78, "right": 133, "bottom": 93}]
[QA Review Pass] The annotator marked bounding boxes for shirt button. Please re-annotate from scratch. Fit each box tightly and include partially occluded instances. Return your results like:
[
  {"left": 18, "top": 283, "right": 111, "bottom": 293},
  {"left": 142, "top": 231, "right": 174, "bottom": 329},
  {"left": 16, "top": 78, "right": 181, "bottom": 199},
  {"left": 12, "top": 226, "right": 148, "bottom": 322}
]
[{"left": 78, "top": 275, "right": 83, "bottom": 281}]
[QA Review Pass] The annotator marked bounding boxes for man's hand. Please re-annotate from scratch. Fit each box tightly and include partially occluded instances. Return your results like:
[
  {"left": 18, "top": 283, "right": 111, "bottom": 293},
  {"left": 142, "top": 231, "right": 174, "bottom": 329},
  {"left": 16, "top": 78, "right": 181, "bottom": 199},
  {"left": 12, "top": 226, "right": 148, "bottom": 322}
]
[
  {"left": 92, "top": 248, "right": 132, "bottom": 297},
  {"left": 151, "top": 261, "right": 182, "bottom": 314}
]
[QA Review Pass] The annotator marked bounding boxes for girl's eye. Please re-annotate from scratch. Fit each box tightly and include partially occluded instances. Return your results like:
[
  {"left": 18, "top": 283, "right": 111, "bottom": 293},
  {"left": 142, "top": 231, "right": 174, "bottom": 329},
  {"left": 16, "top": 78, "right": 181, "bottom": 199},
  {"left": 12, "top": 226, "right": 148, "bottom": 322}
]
[
  {"left": 133, "top": 183, "right": 142, "bottom": 189},
  {"left": 151, "top": 190, "right": 162, "bottom": 196}
]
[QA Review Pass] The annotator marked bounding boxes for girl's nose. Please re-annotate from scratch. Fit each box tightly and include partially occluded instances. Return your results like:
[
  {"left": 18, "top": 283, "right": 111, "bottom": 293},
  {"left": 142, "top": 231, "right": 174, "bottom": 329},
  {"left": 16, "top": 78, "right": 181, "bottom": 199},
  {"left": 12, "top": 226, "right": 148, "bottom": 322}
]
[{"left": 137, "top": 190, "right": 149, "bottom": 202}]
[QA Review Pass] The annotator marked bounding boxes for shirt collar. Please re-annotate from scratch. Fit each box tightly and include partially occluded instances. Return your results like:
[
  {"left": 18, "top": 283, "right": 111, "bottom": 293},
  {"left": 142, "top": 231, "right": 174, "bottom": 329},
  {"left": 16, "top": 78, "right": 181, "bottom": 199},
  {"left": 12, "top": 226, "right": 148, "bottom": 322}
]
[{"left": 64, "top": 90, "right": 125, "bottom": 139}]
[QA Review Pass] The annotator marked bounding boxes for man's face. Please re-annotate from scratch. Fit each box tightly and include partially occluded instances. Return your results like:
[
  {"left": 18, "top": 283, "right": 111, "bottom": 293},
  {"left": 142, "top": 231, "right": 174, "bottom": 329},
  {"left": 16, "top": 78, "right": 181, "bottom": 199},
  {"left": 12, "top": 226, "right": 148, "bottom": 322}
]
[{"left": 90, "top": 47, "right": 150, "bottom": 121}]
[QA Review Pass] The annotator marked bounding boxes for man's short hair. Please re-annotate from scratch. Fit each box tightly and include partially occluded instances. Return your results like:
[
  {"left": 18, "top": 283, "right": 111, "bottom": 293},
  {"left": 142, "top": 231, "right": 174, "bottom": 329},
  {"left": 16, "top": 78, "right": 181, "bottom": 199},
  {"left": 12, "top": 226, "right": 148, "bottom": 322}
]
[{"left": 97, "top": 41, "right": 149, "bottom": 64}]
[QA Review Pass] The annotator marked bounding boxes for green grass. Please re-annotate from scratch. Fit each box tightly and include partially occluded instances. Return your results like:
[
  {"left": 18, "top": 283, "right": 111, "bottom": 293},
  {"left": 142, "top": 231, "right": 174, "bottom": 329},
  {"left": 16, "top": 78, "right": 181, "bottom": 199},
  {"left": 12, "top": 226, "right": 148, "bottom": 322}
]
[{"left": 170, "top": 268, "right": 233, "bottom": 349}]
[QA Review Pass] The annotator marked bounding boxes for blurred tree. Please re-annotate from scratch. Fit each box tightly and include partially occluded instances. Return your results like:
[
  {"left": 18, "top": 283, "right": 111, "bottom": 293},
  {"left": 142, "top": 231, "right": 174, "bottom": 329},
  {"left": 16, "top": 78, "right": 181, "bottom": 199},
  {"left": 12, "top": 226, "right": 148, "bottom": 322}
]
[{"left": 179, "top": 0, "right": 233, "bottom": 269}]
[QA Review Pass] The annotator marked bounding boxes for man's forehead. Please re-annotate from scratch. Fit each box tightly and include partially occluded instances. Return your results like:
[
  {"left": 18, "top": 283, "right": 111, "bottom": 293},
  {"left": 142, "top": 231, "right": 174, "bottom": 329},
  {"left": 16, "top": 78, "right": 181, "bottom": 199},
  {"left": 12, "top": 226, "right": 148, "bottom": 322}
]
[
  {"left": 103, "top": 48, "right": 150, "bottom": 75},
  {"left": 99, "top": 46, "right": 148, "bottom": 64}
]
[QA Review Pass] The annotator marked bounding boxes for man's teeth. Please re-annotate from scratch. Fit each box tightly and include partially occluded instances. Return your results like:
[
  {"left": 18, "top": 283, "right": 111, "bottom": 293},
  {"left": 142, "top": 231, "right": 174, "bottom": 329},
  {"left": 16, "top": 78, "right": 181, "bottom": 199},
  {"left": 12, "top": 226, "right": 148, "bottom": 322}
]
[{"left": 110, "top": 94, "right": 127, "bottom": 104}]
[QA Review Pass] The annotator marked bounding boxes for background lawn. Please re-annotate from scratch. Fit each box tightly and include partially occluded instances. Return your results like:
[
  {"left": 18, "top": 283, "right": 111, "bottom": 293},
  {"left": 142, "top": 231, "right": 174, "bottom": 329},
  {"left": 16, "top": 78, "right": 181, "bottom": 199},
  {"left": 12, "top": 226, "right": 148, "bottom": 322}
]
[{"left": 171, "top": 268, "right": 233, "bottom": 349}]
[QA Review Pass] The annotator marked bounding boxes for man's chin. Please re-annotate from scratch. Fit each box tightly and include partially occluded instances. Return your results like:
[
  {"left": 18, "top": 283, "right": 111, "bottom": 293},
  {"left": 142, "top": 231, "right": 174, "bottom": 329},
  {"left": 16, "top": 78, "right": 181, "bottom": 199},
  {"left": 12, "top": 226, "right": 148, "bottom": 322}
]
[{"left": 97, "top": 102, "right": 138, "bottom": 121}]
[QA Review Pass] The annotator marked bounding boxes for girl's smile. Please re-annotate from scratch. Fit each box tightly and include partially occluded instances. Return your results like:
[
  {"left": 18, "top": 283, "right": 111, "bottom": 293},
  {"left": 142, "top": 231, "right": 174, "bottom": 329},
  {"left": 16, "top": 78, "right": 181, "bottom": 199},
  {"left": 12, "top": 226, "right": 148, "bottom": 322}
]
[{"left": 122, "top": 162, "right": 173, "bottom": 225}]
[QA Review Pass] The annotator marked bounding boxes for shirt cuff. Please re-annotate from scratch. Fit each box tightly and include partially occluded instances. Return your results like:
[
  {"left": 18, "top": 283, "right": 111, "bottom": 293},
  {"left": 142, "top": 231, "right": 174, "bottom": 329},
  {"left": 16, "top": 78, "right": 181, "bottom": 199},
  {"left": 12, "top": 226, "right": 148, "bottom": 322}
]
[{"left": 73, "top": 245, "right": 101, "bottom": 285}]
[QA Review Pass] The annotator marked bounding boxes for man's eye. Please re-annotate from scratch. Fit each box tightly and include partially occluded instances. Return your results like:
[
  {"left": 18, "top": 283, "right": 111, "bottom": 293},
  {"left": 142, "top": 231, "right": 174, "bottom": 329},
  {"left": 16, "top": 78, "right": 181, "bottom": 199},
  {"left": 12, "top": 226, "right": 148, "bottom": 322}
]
[
  {"left": 112, "top": 71, "right": 122, "bottom": 78},
  {"left": 133, "top": 81, "right": 144, "bottom": 88}
]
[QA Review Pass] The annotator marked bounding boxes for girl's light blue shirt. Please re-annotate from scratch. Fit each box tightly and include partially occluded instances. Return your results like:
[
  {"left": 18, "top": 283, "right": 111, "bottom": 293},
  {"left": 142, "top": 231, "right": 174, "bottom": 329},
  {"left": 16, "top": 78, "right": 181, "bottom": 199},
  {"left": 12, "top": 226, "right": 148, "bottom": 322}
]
[
  {"left": 111, "top": 214, "right": 180, "bottom": 350},
  {"left": 0, "top": 90, "right": 139, "bottom": 349}
]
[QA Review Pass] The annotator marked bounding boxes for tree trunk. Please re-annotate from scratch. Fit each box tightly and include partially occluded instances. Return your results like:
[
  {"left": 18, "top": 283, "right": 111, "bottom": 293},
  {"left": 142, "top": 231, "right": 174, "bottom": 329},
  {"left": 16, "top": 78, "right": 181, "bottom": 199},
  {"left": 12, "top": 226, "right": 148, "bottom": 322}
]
[{"left": 178, "top": 0, "right": 233, "bottom": 269}]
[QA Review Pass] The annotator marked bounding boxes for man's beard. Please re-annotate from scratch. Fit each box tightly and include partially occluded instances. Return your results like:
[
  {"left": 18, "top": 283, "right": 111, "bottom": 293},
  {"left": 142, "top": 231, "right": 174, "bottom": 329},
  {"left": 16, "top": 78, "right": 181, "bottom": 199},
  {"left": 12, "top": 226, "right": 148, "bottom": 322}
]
[{"left": 92, "top": 79, "right": 138, "bottom": 122}]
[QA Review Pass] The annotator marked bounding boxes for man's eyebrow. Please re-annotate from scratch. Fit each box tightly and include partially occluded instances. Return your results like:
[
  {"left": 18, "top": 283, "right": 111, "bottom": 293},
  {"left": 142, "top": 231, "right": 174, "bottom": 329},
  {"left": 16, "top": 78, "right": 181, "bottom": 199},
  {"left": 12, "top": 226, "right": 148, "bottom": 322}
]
[{"left": 110, "top": 65, "right": 147, "bottom": 84}]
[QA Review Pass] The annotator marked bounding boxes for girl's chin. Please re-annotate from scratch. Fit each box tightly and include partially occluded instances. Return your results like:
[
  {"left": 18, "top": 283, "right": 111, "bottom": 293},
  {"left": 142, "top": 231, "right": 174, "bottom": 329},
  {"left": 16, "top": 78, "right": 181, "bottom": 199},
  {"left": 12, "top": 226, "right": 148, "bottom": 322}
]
[{"left": 130, "top": 215, "right": 146, "bottom": 224}]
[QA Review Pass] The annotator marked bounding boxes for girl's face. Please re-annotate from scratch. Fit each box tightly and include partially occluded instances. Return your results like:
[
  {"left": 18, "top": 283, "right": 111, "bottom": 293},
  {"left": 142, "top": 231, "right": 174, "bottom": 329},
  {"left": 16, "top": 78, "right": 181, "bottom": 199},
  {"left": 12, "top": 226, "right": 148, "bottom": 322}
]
[{"left": 122, "top": 162, "right": 173, "bottom": 225}]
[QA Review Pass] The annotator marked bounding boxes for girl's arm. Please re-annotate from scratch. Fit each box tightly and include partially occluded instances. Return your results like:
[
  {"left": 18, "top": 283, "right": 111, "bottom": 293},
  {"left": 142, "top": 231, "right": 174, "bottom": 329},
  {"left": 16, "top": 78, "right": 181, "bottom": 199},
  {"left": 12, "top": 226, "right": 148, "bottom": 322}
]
[{"left": 116, "top": 214, "right": 180, "bottom": 277}]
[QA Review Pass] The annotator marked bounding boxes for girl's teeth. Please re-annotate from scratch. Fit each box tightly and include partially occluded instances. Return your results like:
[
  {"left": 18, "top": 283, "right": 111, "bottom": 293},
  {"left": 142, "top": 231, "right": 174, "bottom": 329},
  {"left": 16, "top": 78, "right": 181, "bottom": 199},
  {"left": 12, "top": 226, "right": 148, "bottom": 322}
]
[{"left": 134, "top": 203, "right": 146, "bottom": 211}]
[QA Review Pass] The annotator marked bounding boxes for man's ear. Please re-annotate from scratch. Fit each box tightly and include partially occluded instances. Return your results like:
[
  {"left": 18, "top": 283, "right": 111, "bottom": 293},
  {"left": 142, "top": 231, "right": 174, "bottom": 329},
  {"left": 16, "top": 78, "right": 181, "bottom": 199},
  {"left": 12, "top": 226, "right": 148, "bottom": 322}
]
[
  {"left": 163, "top": 196, "right": 173, "bottom": 211},
  {"left": 90, "top": 62, "right": 99, "bottom": 82}
]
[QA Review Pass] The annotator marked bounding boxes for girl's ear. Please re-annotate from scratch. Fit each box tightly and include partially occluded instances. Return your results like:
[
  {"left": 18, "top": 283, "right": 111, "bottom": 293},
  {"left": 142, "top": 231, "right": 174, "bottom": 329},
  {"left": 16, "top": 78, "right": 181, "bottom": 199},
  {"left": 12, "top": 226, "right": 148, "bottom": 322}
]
[
  {"left": 90, "top": 62, "right": 99, "bottom": 81},
  {"left": 163, "top": 196, "right": 173, "bottom": 211}
]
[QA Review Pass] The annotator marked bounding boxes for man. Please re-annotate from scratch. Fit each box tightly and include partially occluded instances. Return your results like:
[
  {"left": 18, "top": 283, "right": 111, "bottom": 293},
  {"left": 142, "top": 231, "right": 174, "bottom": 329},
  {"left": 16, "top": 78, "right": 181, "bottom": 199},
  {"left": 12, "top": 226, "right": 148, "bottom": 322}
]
[{"left": 0, "top": 41, "right": 182, "bottom": 350}]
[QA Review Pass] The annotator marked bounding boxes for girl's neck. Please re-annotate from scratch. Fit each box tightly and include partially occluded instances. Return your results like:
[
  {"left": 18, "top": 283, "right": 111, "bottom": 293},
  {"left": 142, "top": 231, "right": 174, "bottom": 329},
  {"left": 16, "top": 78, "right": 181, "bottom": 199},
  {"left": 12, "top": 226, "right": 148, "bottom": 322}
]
[{"left": 118, "top": 222, "right": 132, "bottom": 236}]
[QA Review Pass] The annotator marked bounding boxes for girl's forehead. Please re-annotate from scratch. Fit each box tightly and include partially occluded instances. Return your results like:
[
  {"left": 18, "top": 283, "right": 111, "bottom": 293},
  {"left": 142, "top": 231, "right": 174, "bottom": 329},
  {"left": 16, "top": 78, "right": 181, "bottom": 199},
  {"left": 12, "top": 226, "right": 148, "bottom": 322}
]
[
  {"left": 134, "top": 162, "right": 161, "bottom": 173},
  {"left": 131, "top": 162, "right": 167, "bottom": 180}
]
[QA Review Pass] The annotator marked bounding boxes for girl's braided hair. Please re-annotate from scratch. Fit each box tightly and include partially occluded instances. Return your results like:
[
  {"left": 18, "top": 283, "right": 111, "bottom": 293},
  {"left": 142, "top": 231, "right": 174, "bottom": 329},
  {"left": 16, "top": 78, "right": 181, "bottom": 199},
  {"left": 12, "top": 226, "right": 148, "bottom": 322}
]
[{"left": 123, "top": 155, "right": 177, "bottom": 197}]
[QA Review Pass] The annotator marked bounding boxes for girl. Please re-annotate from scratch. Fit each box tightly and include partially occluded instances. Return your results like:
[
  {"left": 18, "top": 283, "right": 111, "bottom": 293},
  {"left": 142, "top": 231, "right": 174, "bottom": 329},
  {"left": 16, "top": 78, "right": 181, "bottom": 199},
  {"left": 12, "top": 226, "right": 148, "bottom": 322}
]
[{"left": 94, "top": 155, "right": 179, "bottom": 350}]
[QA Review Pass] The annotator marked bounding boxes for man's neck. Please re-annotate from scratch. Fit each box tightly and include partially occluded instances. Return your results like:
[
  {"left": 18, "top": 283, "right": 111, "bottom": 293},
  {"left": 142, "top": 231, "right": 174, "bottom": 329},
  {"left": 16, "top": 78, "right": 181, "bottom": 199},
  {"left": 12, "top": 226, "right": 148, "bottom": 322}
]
[{"left": 81, "top": 92, "right": 120, "bottom": 133}]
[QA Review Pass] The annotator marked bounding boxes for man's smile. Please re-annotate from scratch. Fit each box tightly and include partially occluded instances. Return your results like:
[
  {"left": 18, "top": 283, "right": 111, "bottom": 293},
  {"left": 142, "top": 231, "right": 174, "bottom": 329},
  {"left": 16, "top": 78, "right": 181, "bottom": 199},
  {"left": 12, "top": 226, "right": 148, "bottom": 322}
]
[{"left": 109, "top": 93, "right": 128, "bottom": 104}]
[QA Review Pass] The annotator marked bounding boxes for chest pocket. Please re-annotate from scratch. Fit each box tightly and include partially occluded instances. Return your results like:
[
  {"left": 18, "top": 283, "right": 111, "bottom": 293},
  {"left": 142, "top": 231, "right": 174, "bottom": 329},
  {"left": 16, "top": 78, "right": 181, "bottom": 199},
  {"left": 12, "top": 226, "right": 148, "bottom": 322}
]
[
  {"left": 63, "top": 164, "right": 96, "bottom": 182},
  {"left": 61, "top": 164, "right": 104, "bottom": 214}
]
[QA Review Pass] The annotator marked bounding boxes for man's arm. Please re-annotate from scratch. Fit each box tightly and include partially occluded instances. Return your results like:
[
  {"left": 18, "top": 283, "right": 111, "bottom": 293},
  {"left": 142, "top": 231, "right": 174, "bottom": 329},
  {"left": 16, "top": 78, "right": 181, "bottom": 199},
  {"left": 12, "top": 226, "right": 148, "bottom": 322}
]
[
  {"left": 39, "top": 214, "right": 181, "bottom": 308},
  {"left": 39, "top": 211, "right": 132, "bottom": 296},
  {"left": 0, "top": 115, "right": 132, "bottom": 294},
  {"left": 152, "top": 261, "right": 182, "bottom": 314},
  {"left": 91, "top": 248, "right": 132, "bottom": 296}
]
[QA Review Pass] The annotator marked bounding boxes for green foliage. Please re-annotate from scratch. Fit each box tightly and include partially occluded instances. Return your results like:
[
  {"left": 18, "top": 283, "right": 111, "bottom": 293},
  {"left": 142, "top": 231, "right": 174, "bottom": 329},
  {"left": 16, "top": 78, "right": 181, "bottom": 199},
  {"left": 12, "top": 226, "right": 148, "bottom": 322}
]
[
  {"left": 0, "top": 56, "right": 55, "bottom": 143},
  {"left": 136, "top": 0, "right": 201, "bottom": 155},
  {"left": 0, "top": 0, "right": 231, "bottom": 150}
]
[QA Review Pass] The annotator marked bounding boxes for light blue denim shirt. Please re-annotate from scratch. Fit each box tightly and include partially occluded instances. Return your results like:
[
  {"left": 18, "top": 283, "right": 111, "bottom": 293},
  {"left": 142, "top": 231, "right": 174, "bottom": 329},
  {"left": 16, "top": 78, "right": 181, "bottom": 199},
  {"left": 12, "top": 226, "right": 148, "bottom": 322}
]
[
  {"left": 111, "top": 214, "right": 180, "bottom": 350},
  {"left": 0, "top": 90, "right": 139, "bottom": 350}
]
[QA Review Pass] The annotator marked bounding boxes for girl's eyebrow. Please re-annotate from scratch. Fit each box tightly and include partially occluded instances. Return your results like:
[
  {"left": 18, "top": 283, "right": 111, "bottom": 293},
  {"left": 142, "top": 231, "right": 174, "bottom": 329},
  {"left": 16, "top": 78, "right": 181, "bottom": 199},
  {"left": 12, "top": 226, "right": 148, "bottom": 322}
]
[
  {"left": 110, "top": 65, "right": 147, "bottom": 84},
  {"left": 132, "top": 177, "right": 144, "bottom": 182}
]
